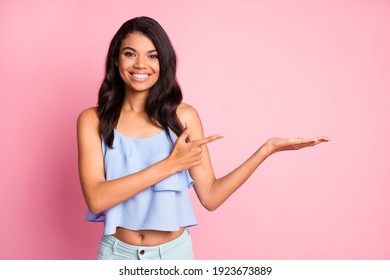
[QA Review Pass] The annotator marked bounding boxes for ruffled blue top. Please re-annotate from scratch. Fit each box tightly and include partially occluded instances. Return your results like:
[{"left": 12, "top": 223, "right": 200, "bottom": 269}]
[{"left": 86, "top": 128, "right": 198, "bottom": 234}]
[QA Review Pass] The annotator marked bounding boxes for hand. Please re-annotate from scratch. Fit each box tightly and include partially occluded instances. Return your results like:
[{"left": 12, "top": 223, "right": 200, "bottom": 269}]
[
  {"left": 168, "top": 123, "right": 225, "bottom": 172},
  {"left": 264, "top": 136, "right": 330, "bottom": 156}
]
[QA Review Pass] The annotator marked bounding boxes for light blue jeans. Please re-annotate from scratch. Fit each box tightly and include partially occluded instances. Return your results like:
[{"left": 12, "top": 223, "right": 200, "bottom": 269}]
[{"left": 97, "top": 228, "right": 194, "bottom": 260}]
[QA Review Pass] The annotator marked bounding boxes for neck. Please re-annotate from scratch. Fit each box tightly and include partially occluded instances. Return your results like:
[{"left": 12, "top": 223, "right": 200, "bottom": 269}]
[{"left": 122, "top": 90, "right": 148, "bottom": 113}]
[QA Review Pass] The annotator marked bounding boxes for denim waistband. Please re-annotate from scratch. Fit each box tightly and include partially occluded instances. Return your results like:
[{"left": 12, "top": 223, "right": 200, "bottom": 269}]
[{"left": 99, "top": 228, "right": 191, "bottom": 260}]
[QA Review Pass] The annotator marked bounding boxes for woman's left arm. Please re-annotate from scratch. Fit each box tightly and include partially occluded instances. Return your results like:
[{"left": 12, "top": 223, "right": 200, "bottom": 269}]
[{"left": 177, "top": 103, "right": 329, "bottom": 211}]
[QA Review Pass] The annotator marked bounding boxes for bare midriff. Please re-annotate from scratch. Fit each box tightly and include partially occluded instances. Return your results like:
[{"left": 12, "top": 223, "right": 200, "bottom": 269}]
[{"left": 112, "top": 227, "right": 185, "bottom": 246}]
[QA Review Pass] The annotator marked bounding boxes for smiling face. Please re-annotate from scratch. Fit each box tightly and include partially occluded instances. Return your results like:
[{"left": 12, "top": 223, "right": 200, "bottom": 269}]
[{"left": 115, "top": 32, "right": 160, "bottom": 95}]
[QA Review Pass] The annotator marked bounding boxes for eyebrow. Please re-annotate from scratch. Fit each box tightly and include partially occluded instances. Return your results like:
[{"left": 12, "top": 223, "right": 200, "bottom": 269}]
[{"left": 122, "top": 47, "right": 158, "bottom": 53}]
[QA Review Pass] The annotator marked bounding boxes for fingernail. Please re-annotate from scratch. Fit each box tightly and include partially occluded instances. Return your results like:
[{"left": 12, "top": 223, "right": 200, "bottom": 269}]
[{"left": 185, "top": 122, "right": 189, "bottom": 129}]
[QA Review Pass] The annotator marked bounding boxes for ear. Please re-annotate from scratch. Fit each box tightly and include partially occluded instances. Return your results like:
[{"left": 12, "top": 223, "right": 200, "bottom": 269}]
[{"left": 114, "top": 59, "right": 118, "bottom": 67}]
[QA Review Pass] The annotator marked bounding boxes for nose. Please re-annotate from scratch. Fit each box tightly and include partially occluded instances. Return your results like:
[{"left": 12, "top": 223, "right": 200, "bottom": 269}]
[{"left": 134, "top": 56, "right": 147, "bottom": 69}]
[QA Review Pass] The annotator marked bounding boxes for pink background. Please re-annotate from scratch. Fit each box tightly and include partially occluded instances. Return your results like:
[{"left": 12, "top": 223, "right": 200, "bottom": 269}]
[{"left": 1, "top": 0, "right": 389, "bottom": 259}]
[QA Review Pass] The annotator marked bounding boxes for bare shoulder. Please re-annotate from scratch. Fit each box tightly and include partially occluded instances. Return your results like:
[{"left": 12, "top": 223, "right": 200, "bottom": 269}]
[
  {"left": 177, "top": 103, "right": 204, "bottom": 138},
  {"left": 176, "top": 103, "right": 201, "bottom": 125},
  {"left": 77, "top": 107, "right": 100, "bottom": 136},
  {"left": 77, "top": 107, "right": 99, "bottom": 127}
]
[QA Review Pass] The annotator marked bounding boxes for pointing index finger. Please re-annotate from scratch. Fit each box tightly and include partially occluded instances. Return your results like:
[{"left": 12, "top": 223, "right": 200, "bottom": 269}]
[{"left": 194, "top": 134, "right": 226, "bottom": 146}]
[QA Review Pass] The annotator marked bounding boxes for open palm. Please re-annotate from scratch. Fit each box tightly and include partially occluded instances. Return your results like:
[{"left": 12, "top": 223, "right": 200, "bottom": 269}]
[{"left": 265, "top": 136, "right": 330, "bottom": 156}]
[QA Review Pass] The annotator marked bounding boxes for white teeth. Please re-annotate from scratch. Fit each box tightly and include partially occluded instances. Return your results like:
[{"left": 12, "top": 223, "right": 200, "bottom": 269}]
[{"left": 132, "top": 73, "right": 149, "bottom": 79}]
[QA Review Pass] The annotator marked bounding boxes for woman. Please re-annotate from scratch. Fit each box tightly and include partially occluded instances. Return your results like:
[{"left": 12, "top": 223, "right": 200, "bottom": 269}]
[{"left": 77, "top": 16, "right": 328, "bottom": 260}]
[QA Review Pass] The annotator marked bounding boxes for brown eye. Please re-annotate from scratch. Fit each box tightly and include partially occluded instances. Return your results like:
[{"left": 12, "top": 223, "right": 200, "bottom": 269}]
[{"left": 124, "top": 51, "right": 136, "bottom": 57}]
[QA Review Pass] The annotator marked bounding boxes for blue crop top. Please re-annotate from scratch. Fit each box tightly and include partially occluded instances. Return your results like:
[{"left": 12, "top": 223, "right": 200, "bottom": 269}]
[{"left": 86, "top": 128, "right": 198, "bottom": 234}]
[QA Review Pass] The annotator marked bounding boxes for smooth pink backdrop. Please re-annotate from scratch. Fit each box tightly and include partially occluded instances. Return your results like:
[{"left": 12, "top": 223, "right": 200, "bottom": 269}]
[{"left": 1, "top": 0, "right": 389, "bottom": 259}]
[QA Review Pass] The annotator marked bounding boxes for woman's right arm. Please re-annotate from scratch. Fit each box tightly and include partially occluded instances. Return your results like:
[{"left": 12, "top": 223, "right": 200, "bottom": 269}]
[
  {"left": 77, "top": 107, "right": 176, "bottom": 214},
  {"left": 77, "top": 107, "right": 222, "bottom": 215}
]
